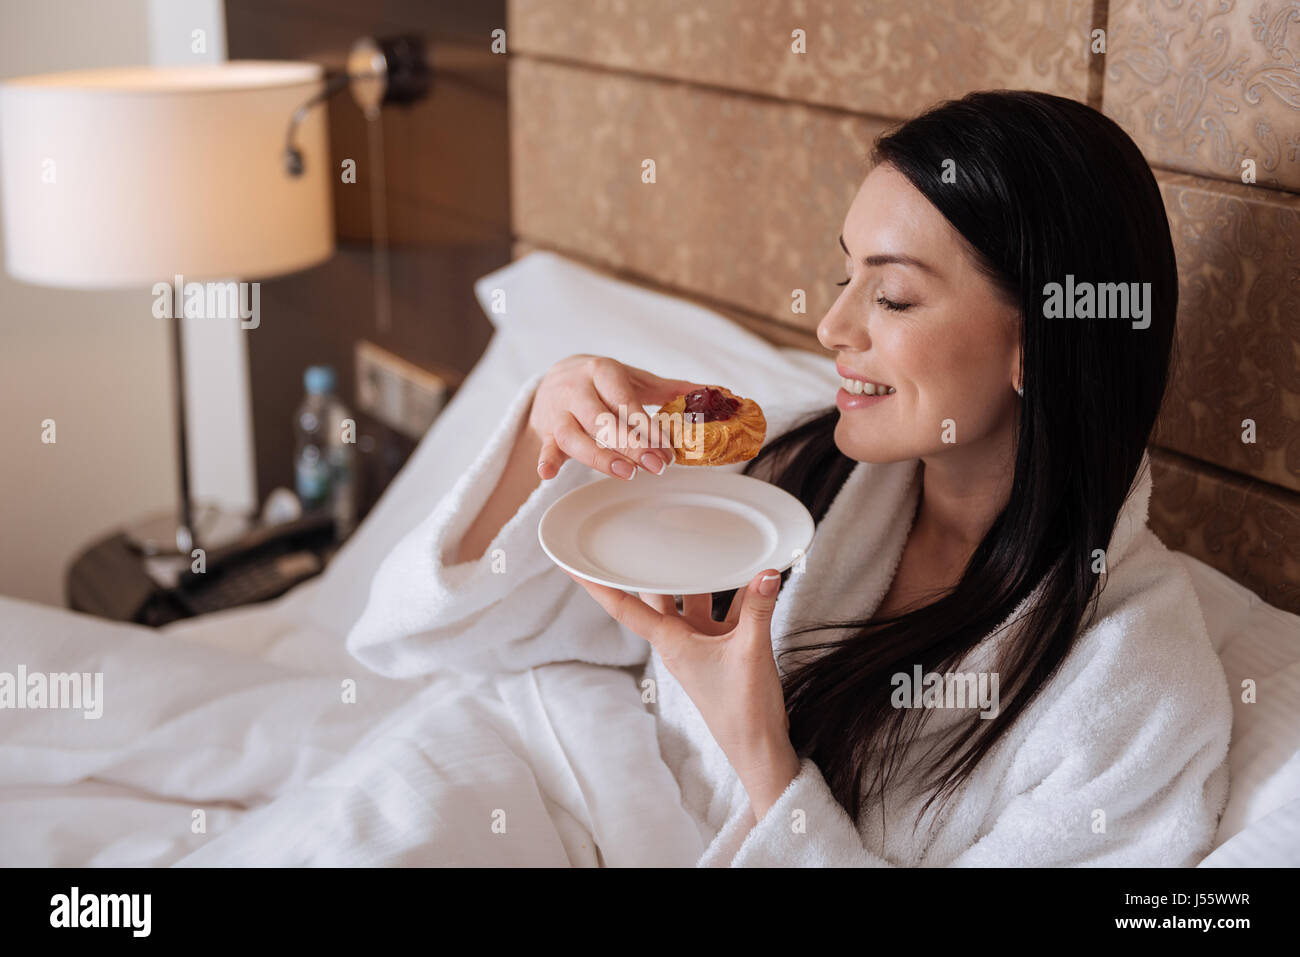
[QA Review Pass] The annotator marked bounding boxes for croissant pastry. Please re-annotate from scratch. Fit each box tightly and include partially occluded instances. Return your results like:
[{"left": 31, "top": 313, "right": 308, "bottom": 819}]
[{"left": 657, "top": 386, "right": 766, "bottom": 466}]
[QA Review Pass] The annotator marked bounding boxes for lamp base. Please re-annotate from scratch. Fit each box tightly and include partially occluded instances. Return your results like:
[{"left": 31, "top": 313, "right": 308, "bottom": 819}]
[{"left": 124, "top": 504, "right": 252, "bottom": 556}]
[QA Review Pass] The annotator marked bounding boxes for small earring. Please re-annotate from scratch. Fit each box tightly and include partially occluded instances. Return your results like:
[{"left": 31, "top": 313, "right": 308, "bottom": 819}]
[{"left": 1016, "top": 383, "right": 1024, "bottom": 397}]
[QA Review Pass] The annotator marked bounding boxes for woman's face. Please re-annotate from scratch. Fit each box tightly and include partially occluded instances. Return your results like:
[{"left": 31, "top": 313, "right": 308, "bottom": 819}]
[{"left": 818, "top": 163, "right": 1022, "bottom": 464}]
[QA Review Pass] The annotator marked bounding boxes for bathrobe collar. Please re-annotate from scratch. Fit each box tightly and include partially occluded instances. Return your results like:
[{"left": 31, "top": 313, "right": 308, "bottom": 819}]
[{"left": 770, "top": 448, "right": 1155, "bottom": 669}]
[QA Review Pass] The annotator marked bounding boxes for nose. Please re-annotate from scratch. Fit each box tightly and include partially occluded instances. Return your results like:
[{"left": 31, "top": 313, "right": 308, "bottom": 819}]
[{"left": 817, "top": 290, "right": 869, "bottom": 353}]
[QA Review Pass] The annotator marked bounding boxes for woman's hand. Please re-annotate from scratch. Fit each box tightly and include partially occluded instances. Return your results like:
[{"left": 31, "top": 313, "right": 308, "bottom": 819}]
[
  {"left": 565, "top": 568, "right": 802, "bottom": 821},
  {"left": 455, "top": 356, "right": 699, "bottom": 563},
  {"left": 530, "top": 355, "right": 704, "bottom": 482}
]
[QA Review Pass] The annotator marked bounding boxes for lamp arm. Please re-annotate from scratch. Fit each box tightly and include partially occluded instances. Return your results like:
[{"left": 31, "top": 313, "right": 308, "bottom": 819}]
[
  {"left": 283, "top": 35, "right": 431, "bottom": 177},
  {"left": 283, "top": 70, "right": 351, "bottom": 176}
]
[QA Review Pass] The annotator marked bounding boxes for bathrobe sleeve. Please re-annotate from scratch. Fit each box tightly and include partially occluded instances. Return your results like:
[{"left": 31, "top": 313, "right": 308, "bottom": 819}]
[
  {"left": 346, "top": 372, "right": 650, "bottom": 677},
  {"left": 701, "top": 579, "right": 1233, "bottom": 868}
]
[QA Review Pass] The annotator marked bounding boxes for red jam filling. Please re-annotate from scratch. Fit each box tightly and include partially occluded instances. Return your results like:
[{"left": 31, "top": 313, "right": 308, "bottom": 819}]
[{"left": 683, "top": 387, "right": 740, "bottom": 422}]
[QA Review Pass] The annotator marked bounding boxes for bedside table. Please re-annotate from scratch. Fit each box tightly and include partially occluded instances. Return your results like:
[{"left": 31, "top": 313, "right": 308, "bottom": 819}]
[{"left": 66, "top": 512, "right": 338, "bottom": 626}]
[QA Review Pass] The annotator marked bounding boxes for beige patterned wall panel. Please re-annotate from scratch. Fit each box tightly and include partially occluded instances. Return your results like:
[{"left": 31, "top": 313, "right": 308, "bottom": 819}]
[
  {"left": 1105, "top": 0, "right": 1300, "bottom": 192},
  {"left": 508, "top": 0, "right": 1094, "bottom": 118},
  {"left": 1153, "top": 171, "right": 1300, "bottom": 493},
  {"left": 1149, "top": 449, "right": 1300, "bottom": 613},
  {"left": 510, "top": 57, "right": 892, "bottom": 330}
]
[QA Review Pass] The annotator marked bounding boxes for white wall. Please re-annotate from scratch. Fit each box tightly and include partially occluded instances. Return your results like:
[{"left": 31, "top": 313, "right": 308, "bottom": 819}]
[{"left": 0, "top": 0, "right": 253, "bottom": 607}]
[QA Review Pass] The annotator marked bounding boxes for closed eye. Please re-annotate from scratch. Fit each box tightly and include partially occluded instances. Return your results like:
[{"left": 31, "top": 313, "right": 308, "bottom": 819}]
[{"left": 836, "top": 278, "right": 913, "bottom": 312}]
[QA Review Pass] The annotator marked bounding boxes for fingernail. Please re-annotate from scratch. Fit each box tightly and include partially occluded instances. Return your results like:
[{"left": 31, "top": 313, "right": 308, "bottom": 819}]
[
  {"left": 640, "top": 453, "right": 664, "bottom": 475},
  {"left": 759, "top": 573, "right": 781, "bottom": 597},
  {"left": 612, "top": 459, "right": 635, "bottom": 480}
]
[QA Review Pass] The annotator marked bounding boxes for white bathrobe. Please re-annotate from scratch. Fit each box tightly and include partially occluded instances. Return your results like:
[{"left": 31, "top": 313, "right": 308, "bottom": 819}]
[{"left": 347, "top": 376, "right": 1234, "bottom": 867}]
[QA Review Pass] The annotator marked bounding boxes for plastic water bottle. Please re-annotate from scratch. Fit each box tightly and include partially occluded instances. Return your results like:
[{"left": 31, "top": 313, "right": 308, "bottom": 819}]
[{"left": 294, "top": 365, "right": 357, "bottom": 539}]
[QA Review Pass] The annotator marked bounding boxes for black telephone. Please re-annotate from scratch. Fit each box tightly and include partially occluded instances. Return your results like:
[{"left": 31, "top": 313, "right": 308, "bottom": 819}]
[
  {"left": 67, "top": 512, "right": 338, "bottom": 626},
  {"left": 171, "top": 512, "right": 338, "bottom": 617}
]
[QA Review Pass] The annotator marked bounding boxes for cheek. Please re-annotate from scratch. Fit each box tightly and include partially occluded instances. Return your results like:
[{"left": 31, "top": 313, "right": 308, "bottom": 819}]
[
  {"left": 918, "top": 344, "right": 980, "bottom": 413},
  {"left": 910, "top": 322, "right": 1005, "bottom": 398},
  {"left": 830, "top": 312, "right": 1015, "bottom": 462},
  {"left": 892, "top": 319, "right": 1014, "bottom": 443},
  {"left": 882, "top": 326, "right": 960, "bottom": 414}
]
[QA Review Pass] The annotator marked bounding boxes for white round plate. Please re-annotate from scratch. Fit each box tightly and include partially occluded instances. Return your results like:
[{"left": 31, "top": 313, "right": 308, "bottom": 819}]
[{"left": 538, "top": 469, "right": 814, "bottom": 595}]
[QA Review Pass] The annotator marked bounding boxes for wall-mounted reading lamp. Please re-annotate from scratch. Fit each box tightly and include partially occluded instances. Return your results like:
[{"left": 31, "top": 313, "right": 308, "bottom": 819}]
[{"left": 285, "top": 35, "right": 431, "bottom": 177}]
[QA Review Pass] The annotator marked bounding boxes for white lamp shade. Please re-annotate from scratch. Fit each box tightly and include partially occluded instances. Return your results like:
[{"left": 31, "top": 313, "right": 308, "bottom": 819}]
[{"left": 0, "top": 62, "right": 334, "bottom": 289}]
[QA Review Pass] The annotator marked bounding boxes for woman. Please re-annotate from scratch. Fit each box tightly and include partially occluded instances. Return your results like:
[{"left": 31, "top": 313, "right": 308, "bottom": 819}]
[{"left": 349, "top": 90, "right": 1232, "bottom": 866}]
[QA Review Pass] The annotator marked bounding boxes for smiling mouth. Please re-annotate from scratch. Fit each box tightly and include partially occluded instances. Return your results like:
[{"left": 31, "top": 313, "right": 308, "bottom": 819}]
[{"left": 839, "top": 376, "right": 895, "bottom": 396}]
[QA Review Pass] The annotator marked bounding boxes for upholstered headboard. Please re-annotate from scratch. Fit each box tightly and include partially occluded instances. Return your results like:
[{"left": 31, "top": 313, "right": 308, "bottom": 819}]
[{"left": 505, "top": 0, "right": 1300, "bottom": 613}]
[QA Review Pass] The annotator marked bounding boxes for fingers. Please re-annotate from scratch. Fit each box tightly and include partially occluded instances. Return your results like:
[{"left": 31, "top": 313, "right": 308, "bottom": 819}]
[
  {"left": 681, "top": 593, "right": 713, "bottom": 621},
  {"left": 534, "top": 357, "right": 707, "bottom": 482},
  {"left": 723, "top": 587, "right": 746, "bottom": 627},
  {"left": 567, "top": 573, "right": 690, "bottom": 655},
  {"left": 628, "top": 367, "right": 712, "bottom": 470},
  {"left": 592, "top": 363, "right": 674, "bottom": 472},
  {"left": 625, "top": 364, "right": 709, "bottom": 406},
  {"left": 736, "top": 570, "right": 781, "bottom": 641},
  {"left": 718, "top": 572, "right": 779, "bottom": 636},
  {"left": 569, "top": 387, "right": 665, "bottom": 478},
  {"left": 638, "top": 592, "right": 676, "bottom": 615},
  {"left": 537, "top": 436, "right": 565, "bottom": 480},
  {"left": 552, "top": 414, "right": 641, "bottom": 481}
]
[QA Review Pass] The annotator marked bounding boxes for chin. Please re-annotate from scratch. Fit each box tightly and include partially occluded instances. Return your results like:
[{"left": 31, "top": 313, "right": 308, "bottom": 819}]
[{"left": 833, "top": 419, "right": 910, "bottom": 464}]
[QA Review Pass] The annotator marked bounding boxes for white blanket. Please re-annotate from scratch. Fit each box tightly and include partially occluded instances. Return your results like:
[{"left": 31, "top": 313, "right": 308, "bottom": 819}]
[
  {"left": 0, "top": 342, "right": 703, "bottom": 866},
  {"left": 0, "top": 589, "right": 698, "bottom": 865}
]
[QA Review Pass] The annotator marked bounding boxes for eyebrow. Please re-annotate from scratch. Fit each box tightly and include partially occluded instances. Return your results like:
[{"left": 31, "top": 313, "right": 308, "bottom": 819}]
[{"left": 839, "top": 234, "right": 940, "bottom": 277}]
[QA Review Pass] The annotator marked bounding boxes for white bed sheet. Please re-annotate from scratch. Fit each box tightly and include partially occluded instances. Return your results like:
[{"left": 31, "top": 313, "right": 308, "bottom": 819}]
[{"left": 0, "top": 250, "right": 1296, "bottom": 866}]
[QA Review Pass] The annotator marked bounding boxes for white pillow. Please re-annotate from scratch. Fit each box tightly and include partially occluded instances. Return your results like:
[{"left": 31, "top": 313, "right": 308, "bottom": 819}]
[{"left": 470, "top": 249, "right": 840, "bottom": 414}]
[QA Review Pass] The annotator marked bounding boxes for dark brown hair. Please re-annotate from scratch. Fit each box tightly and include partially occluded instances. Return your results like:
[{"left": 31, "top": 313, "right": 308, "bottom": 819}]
[{"left": 716, "top": 90, "right": 1179, "bottom": 831}]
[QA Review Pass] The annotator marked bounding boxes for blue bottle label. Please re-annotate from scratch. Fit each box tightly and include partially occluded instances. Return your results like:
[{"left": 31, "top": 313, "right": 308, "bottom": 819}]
[{"left": 296, "top": 458, "right": 331, "bottom": 506}]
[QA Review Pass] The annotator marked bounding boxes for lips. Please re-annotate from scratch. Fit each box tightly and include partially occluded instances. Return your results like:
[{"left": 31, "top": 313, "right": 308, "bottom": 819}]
[
  {"left": 836, "top": 365, "right": 895, "bottom": 396},
  {"left": 839, "top": 376, "right": 894, "bottom": 396}
]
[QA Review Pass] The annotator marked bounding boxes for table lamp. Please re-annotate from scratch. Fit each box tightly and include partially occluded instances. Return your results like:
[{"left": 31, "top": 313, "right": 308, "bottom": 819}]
[{"left": 0, "top": 61, "right": 334, "bottom": 554}]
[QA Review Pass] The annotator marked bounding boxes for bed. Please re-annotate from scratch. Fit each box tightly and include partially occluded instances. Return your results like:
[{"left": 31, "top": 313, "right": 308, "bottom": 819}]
[{"left": 0, "top": 251, "right": 1297, "bottom": 866}]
